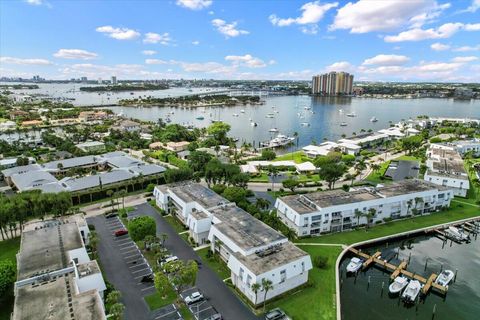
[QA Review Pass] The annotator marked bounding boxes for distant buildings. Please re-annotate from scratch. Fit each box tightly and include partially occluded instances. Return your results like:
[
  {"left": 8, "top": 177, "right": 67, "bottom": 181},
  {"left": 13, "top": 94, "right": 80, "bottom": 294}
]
[
  {"left": 76, "top": 141, "right": 106, "bottom": 153},
  {"left": 111, "top": 76, "right": 117, "bottom": 85},
  {"left": 312, "top": 71, "right": 354, "bottom": 95}
]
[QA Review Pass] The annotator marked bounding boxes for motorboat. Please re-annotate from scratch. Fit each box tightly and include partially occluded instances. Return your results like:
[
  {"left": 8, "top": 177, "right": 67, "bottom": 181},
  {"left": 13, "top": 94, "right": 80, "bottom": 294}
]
[
  {"left": 304, "top": 106, "right": 312, "bottom": 110},
  {"left": 435, "top": 270, "right": 454, "bottom": 287},
  {"left": 346, "top": 257, "right": 363, "bottom": 273},
  {"left": 233, "top": 113, "right": 239, "bottom": 117},
  {"left": 448, "top": 226, "right": 469, "bottom": 241},
  {"left": 266, "top": 113, "right": 275, "bottom": 118},
  {"left": 240, "top": 109, "right": 245, "bottom": 113},
  {"left": 401, "top": 280, "right": 422, "bottom": 303},
  {"left": 261, "top": 134, "right": 294, "bottom": 148},
  {"left": 340, "top": 122, "right": 348, "bottom": 126},
  {"left": 196, "top": 116, "right": 204, "bottom": 120},
  {"left": 269, "top": 128, "right": 279, "bottom": 133},
  {"left": 346, "top": 112, "right": 356, "bottom": 117},
  {"left": 370, "top": 116, "right": 378, "bottom": 122},
  {"left": 250, "top": 121, "right": 258, "bottom": 127},
  {"left": 300, "top": 122, "right": 310, "bottom": 127},
  {"left": 389, "top": 276, "right": 409, "bottom": 294},
  {"left": 339, "top": 109, "right": 344, "bottom": 114}
]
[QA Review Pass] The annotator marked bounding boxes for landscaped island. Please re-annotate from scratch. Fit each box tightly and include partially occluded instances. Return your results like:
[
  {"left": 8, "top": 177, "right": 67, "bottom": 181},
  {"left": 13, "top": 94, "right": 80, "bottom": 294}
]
[
  {"left": 0, "top": 84, "right": 39, "bottom": 90},
  {"left": 79, "top": 83, "right": 169, "bottom": 92},
  {"left": 118, "top": 94, "right": 263, "bottom": 107}
]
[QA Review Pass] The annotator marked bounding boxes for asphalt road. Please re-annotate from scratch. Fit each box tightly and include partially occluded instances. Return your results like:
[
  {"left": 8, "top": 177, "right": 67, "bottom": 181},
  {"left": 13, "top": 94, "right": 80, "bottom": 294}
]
[{"left": 134, "top": 203, "right": 259, "bottom": 320}]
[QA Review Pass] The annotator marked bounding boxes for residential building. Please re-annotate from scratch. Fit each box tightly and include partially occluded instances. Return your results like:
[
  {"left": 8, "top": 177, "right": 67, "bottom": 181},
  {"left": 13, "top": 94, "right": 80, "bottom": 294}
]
[
  {"left": 312, "top": 72, "right": 354, "bottom": 95},
  {"left": 0, "top": 156, "right": 35, "bottom": 169},
  {"left": 153, "top": 182, "right": 312, "bottom": 305},
  {"left": 240, "top": 160, "right": 316, "bottom": 174},
  {"left": 339, "top": 132, "right": 389, "bottom": 149},
  {"left": 76, "top": 141, "right": 106, "bottom": 153},
  {"left": 78, "top": 111, "right": 108, "bottom": 122},
  {"left": 12, "top": 214, "right": 106, "bottom": 320},
  {"left": 149, "top": 141, "right": 190, "bottom": 152},
  {"left": 430, "top": 139, "right": 480, "bottom": 157},
  {"left": 21, "top": 120, "right": 43, "bottom": 127},
  {"left": 424, "top": 146, "right": 470, "bottom": 197},
  {"left": 113, "top": 120, "right": 141, "bottom": 132},
  {"left": 275, "top": 179, "right": 453, "bottom": 236},
  {"left": 111, "top": 76, "right": 117, "bottom": 85},
  {"left": 0, "top": 120, "right": 16, "bottom": 131}
]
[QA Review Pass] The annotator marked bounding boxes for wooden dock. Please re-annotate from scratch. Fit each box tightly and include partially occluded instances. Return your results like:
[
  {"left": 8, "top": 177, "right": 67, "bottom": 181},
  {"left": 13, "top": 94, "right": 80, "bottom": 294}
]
[{"left": 348, "top": 248, "right": 448, "bottom": 295}]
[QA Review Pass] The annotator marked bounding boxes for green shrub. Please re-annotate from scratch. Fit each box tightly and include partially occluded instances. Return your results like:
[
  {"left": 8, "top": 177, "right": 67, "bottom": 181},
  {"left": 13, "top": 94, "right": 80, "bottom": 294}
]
[
  {"left": 128, "top": 216, "right": 156, "bottom": 242},
  {"left": 314, "top": 255, "right": 328, "bottom": 269}
]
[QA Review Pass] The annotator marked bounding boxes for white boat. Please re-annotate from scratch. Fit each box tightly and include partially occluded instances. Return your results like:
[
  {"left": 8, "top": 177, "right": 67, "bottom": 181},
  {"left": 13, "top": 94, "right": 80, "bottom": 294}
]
[
  {"left": 250, "top": 122, "right": 258, "bottom": 127},
  {"left": 266, "top": 113, "right": 275, "bottom": 118},
  {"left": 240, "top": 109, "right": 245, "bottom": 113},
  {"left": 340, "top": 122, "right": 348, "bottom": 126},
  {"left": 448, "top": 226, "right": 469, "bottom": 241},
  {"left": 346, "top": 112, "right": 356, "bottom": 117},
  {"left": 435, "top": 270, "right": 454, "bottom": 287},
  {"left": 261, "top": 134, "right": 294, "bottom": 148},
  {"left": 300, "top": 122, "right": 310, "bottom": 127},
  {"left": 401, "top": 280, "right": 422, "bottom": 303},
  {"left": 389, "top": 276, "right": 409, "bottom": 294},
  {"left": 304, "top": 106, "right": 312, "bottom": 110},
  {"left": 339, "top": 109, "right": 344, "bottom": 114},
  {"left": 269, "top": 128, "right": 279, "bottom": 133},
  {"left": 370, "top": 116, "right": 378, "bottom": 122},
  {"left": 346, "top": 257, "right": 363, "bottom": 273},
  {"left": 233, "top": 113, "right": 239, "bottom": 117}
]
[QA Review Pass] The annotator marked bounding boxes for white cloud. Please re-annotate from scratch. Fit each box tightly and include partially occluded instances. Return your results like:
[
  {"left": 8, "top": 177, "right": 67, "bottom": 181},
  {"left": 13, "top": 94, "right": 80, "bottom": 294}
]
[
  {"left": 176, "top": 0, "right": 212, "bottom": 10},
  {"left": 211, "top": 19, "right": 249, "bottom": 38},
  {"left": 0, "top": 56, "right": 52, "bottom": 65},
  {"left": 324, "top": 61, "right": 356, "bottom": 73},
  {"left": 459, "top": 0, "right": 480, "bottom": 13},
  {"left": 464, "top": 23, "right": 480, "bottom": 31},
  {"left": 452, "top": 45, "right": 480, "bottom": 52},
  {"left": 330, "top": 0, "right": 449, "bottom": 33},
  {"left": 224, "top": 54, "right": 267, "bottom": 68},
  {"left": 53, "top": 49, "right": 98, "bottom": 60},
  {"left": 451, "top": 56, "right": 478, "bottom": 63},
  {"left": 431, "top": 42, "right": 451, "bottom": 51},
  {"left": 142, "top": 50, "right": 157, "bottom": 55},
  {"left": 143, "top": 32, "right": 173, "bottom": 45},
  {"left": 59, "top": 63, "right": 174, "bottom": 79},
  {"left": 192, "top": 40, "right": 200, "bottom": 45},
  {"left": 362, "top": 54, "right": 410, "bottom": 66},
  {"left": 145, "top": 59, "right": 169, "bottom": 65},
  {"left": 96, "top": 25, "right": 140, "bottom": 40},
  {"left": 384, "top": 22, "right": 470, "bottom": 42},
  {"left": 25, "top": 0, "right": 42, "bottom": 5},
  {"left": 269, "top": 1, "right": 338, "bottom": 32}
]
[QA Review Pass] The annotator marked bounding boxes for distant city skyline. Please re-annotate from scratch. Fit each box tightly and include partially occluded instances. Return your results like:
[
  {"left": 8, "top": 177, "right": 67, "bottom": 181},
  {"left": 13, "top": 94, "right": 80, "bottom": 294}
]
[{"left": 1, "top": 0, "right": 480, "bottom": 82}]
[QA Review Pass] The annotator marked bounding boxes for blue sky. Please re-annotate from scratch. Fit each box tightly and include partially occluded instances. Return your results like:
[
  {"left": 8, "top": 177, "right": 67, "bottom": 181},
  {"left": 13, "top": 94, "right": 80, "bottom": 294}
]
[{"left": 1, "top": 0, "right": 479, "bottom": 82}]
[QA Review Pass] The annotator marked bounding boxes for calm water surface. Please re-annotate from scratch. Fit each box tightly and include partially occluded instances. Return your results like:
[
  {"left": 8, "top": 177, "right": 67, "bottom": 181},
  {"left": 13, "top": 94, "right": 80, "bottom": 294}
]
[{"left": 340, "top": 234, "right": 480, "bottom": 320}]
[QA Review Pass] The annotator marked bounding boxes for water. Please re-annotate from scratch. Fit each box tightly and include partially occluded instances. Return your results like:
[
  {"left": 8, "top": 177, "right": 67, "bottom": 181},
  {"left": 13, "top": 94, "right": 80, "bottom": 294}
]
[
  {"left": 340, "top": 235, "right": 480, "bottom": 320},
  {"left": 106, "top": 96, "right": 480, "bottom": 147}
]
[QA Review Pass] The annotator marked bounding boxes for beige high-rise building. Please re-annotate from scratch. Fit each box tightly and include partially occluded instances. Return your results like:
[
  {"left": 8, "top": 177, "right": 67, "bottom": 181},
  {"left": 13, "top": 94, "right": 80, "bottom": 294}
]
[{"left": 312, "top": 71, "right": 354, "bottom": 95}]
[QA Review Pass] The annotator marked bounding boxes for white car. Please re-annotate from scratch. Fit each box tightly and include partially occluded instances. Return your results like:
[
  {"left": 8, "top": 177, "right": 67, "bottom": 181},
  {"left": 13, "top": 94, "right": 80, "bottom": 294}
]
[{"left": 185, "top": 291, "right": 204, "bottom": 305}]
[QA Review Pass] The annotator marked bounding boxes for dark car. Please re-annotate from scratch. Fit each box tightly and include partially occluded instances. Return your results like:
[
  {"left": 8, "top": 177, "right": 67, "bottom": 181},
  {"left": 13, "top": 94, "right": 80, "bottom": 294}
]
[
  {"left": 141, "top": 274, "right": 154, "bottom": 283},
  {"left": 114, "top": 229, "right": 128, "bottom": 237},
  {"left": 195, "top": 259, "right": 203, "bottom": 267},
  {"left": 105, "top": 212, "right": 118, "bottom": 219},
  {"left": 265, "top": 308, "right": 286, "bottom": 320}
]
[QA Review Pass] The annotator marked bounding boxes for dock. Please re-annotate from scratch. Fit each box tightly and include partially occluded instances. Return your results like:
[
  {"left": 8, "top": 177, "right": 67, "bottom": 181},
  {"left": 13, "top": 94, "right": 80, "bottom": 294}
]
[{"left": 348, "top": 248, "right": 448, "bottom": 295}]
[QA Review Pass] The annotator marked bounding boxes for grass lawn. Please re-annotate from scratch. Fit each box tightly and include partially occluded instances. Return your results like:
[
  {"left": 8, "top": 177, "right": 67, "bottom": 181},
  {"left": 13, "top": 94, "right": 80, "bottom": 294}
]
[
  {"left": 365, "top": 160, "right": 391, "bottom": 184},
  {"left": 274, "top": 151, "right": 308, "bottom": 164},
  {"left": 249, "top": 173, "right": 269, "bottom": 183},
  {"left": 144, "top": 288, "right": 178, "bottom": 310},
  {"left": 394, "top": 155, "right": 421, "bottom": 161},
  {"left": 196, "top": 248, "right": 231, "bottom": 280},
  {"left": 179, "top": 306, "right": 194, "bottom": 320},
  {"left": 266, "top": 246, "right": 342, "bottom": 320},
  {"left": 0, "top": 237, "right": 20, "bottom": 320},
  {"left": 164, "top": 215, "right": 187, "bottom": 234}
]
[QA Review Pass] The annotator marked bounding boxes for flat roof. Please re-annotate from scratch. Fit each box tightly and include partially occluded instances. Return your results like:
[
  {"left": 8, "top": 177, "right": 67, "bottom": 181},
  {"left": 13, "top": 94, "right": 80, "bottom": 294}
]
[
  {"left": 128, "top": 164, "right": 166, "bottom": 176},
  {"left": 43, "top": 155, "right": 97, "bottom": 170},
  {"left": 11, "top": 170, "right": 58, "bottom": 191},
  {"left": 76, "top": 141, "right": 105, "bottom": 147},
  {"left": 62, "top": 170, "right": 135, "bottom": 192},
  {"left": 377, "top": 179, "right": 449, "bottom": 197},
  {"left": 233, "top": 242, "right": 309, "bottom": 275},
  {"left": 279, "top": 194, "right": 318, "bottom": 214},
  {"left": 426, "top": 169, "right": 469, "bottom": 181},
  {"left": 2, "top": 164, "right": 42, "bottom": 177},
  {"left": 13, "top": 273, "right": 105, "bottom": 320},
  {"left": 190, "top": 209, "right": 209, "bottom": 220},
  {"left": 106, "top": 155, "right": 143, "bottom": 168},
  {"left": 170, "top": 182, "right": 228, "bottom": 209},
  {"left": 304, "top": 189, "right": 382, "bottom": 208},
  {"left": 211, "top": 204, "right": 286, "bottom": 251},
  {"left": 18, "top": 222, "right": 84, "bottom": 280}
]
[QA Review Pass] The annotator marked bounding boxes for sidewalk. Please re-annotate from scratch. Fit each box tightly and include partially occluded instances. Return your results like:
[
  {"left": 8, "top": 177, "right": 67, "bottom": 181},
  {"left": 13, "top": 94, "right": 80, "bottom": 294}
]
[{"left": 80, "top": 192, "right": 151, "bottom": 218}]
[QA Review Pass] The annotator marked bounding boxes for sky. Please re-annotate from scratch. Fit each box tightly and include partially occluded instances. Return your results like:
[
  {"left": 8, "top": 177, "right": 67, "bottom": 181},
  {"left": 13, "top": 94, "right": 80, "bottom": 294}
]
[{"left": 0, "top": 0, "right": 480, "bottom": 82}]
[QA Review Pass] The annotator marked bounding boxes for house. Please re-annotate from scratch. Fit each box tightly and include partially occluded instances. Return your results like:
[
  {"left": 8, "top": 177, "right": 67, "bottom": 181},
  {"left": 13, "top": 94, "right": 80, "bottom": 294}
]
[
  {"left": 153, "top": 182, "right": 312, "bottom": 305},
  {"left": 150, "top": 141, "right": 190, "bottom": 152},
  {"left": 9, "top": 110, "right": 29, "bottom": 120},
  {"left": 78, "top": 111, "right": 108, "bottom": 122},
  {"left": 113, "top": 120, "right": 141, "bottom": 132},
  {"left": 240, "top": 160, "right": 317, "bottom": 174},
  {"left": 0, "top": 120, "right": 16, "bottom": 131},
  {"left": 275, "top": 179, "right": 453, "bottom": 236},
  {"left": 50, "top": 118, "right": 79, "bottom": 126},
  {"left": 76, "top": 141, "right": 106, "bottom": 153},
  {"left": 12, "top": 214, "right": 107, "bottom": 320},
  {"left": 0, "top": 156, "right": 36, "bottom": 169},
  {"left": 21, "top": 120, "right": 43, "bottom": 127}
]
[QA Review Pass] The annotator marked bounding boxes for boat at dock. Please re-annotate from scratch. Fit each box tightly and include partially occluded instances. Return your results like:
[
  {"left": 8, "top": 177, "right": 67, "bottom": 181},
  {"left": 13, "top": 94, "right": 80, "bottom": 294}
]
[
  {"left": 435, "top": 270, "right": 454, "bottom": 287},
  {"left": 240, "top": 109, "right": 245, "bottom": 113},
  {"left": 389, "top": 276, "right": 409, "bottom": 294},
  {"left": 269, "top": 128, "right": 279, "bottom": 133},
  {"left": 402, "top": 280, "right": 422, "bottom": 303},
  {"left": 300, "top": 122, "right": 310, "bottom": 127},
  {"left": 346, "top": 257, "right": 363, "bottom": 273},
  {"left": 447, "top": 226, "right": 469, "bottom": 241},
  {"left": 233, "top": 113, "right": 239, "bottom": 117},
  {"left": 346, "top": 112, "right": 356, "bottom": 117},
  {"left": 261, "top": 134, "right": 294, "bottom": 148},
  {"left": 196, "top": 116, "right": 204, "bottom": 120}
]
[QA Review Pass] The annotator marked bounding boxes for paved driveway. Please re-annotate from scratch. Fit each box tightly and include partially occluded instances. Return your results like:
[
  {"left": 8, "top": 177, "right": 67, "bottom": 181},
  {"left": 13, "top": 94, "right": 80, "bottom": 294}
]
[{"left": 132, "top": 203, "right": 259, "bottom": 320}]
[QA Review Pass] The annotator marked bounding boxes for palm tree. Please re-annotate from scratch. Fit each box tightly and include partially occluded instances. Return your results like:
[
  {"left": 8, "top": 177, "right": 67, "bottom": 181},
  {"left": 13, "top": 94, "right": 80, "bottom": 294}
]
[
  {"left": 160, "top": 233, "right": 168, "bottom": 247},
  {"left": 371, "top": 163, "right": 381, "bottom": 173},
  {"left": 354, "top": 209, "right": 363, "bottom": 227},
  {"left": 293, "top": 131, "right": 299, "bottom": 150},
  {"left": 261, "top": 278, "right": 273, "bottom": 312},
  {"left": 251, "top": 282, "right": 261, "bottom": 306},
  {"left": 365, "top": 208, "right": 377, "bottom": 230}
]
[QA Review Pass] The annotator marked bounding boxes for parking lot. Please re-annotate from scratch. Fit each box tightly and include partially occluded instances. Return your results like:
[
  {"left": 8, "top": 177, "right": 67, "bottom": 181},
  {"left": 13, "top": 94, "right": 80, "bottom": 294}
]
[
  {"left": 150, "top": 304, "right": 182, "bottom": 320},
  {"left": 88, "top": 215, "right": 157, "bottom": 320},
  {"left": 180, "top": 287, "right": 220, "bottom": 320}
]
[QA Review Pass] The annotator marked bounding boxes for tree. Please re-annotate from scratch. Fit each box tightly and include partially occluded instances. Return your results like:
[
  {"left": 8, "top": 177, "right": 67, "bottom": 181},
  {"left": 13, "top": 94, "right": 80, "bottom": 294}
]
[
  {"left": 188, "top": 151, "right": 213, "bottom": 174},
  {"left": 318, "top": 162, "right": 347, "bottom": 189},
  {"left": 365, "top": 208, "right": 377, "bottom": 230},
  {"left": 128, "top": 216, "right": 156, "bottom": 242},
  {"left": 261, "top": 278, "right": 273, "bottom": 312},
  {"left": 371, "top": 163, "right": 381, "bottom": 173},
  {"left": 160, "top": 232, "right": 168, "bottom": 247},
  {"left": 207, "top": 122, "right": 231, "bottom": 145},
  {"left": 282, "top": 178, "right": 299, "bottom": 192},
  {"left": 261, "top": 149, "right": 276, "bottom": 160},
  {"left": 109, "top": 303, "right": 125, "bottom": 320},
  {"left": 164, "top": 168, "right": 193, "bottom": 183},
  {"left": 255, "top": 198, "right": 270, "bottom": 210},
  {"left": 88, "top": 231, "right": 99, "bottom": 258},
  {"left": 222, "top": 186, "right": 247, "bottom": 204},
  {"left": 251, "top": 282, "right": 261, "bottom": 306},
  {"left": 106, "top": 290, "right": 121, "bottom": 306},
  {"left": 0, "top": 259, "right": 16, "bottom": 296},
  {"left": 354, "top": 209, "right": 363, "bottom": 227},
  {"left": 154, "top": 272, "right": 172, "bottom": 298}
]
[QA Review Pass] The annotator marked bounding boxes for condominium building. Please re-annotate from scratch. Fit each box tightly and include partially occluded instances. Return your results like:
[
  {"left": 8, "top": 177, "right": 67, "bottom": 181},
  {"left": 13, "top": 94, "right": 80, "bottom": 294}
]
[
  {"left": 312, "top": 71, "right": 354, "bottom": 95},
  {"left": 12, "top": 214, "right": 106, "bottom": 320},
  {"left": 275, "top": 179, "right": 453, "bottom": 236},
  {"left": 153, "top": 182, "right": 312, "bottom": 305},
  {"left": 424, "top": 145, "right": 470, "bottom": 197}
]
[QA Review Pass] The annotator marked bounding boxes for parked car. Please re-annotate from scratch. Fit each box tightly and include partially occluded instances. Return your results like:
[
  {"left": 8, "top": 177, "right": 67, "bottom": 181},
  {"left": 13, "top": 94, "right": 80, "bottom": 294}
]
[
  {"left": 265, "top": 308, "right": 286, "bottom": 320},
  {"left": 114, "top": 229, "right": 128, "bottom": 237},
  {"left": 105, "top": 212, "right": 118, "bottom": 219},
  {"left": 140, "top": 274, "right": 154, "bottom": 283},
  {"left": 195, "top": 259, "right": 203, "bottom": 268},
  {"left": 160, "top": 256, "right": 178, "bottom": 267},
  {"left": 205, "top": 313, "right": 222, "bottom": 320},
  {"left": 185, "top": 291, "right": 204, "bottom": 305}
]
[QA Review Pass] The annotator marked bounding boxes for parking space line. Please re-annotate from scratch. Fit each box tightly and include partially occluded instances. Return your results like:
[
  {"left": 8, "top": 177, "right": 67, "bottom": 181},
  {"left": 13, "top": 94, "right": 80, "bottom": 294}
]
[
  {"left": 124, "top": 253, "right": 141, "bottom": 259},
  {"left": 134, "top": 273, "right": 152, "bottom": 279},
  {"left": 132, "top": 267, "right": 150, "bottom": 274},
  {"left": 129, "top": 263, "right": 146, "bottom": 269},
  {"left": 121, "top": 248, "right": 139, "bottom": 255},
  {"left": 117, "top": 241, "right": 133, "bottom": 247},
  {"left": 114, "top": 236, "right": 130, "bottom": 241},
  {"left": 120, "top": 245, "right": 136, "bottom": 250},
  {"left": 141, "top": 285, "right": 155, "bottom": 291}
]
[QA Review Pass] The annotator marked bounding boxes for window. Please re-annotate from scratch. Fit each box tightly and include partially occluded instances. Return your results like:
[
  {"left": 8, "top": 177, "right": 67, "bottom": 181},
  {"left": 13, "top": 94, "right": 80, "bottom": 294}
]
[
  {"left": 247, "top": 275, "right": 252, "bottom": 287},
  {"left": 301, "top": 262, "right": 305, "bottom": 273},
  {"left": 312, "top": 215, "right": 322, "bottom": 222},
  {"left": 239, "top": 268, "right": 244, "bottom": 281},
  {"left": 280, "top": 270, "right": 286, "bottom": 283},
  {"left": 438, "top": 193, "right": 445, "bottom": 199}
]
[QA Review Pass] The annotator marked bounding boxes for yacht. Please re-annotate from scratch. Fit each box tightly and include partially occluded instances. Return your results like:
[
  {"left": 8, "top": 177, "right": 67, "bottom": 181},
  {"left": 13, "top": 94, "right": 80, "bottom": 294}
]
[
  {"left": 269, "top": 128, "right": 279, "bottom": 133},
  {"left": 402, "top": 280, "right": 422, "bottom": 303},
  {"left": 261, "top": 134, "right": 294, "bottom": 148},
  {"left": 448, "top": 226, "right": 469, "bottom": 241},
  {"left": 196, "top": 116, "right": 204, "bottom": 120},
  {"left": 389, "top": 276, "right": 409, "bottom": 294},
  {"left": 300, "top": 122, "right": 310, "bottom": 127},
  {"left": 266, "top": 113, "right": 275, "bottom": 118},
  {"left": 346, "top": 112, "right": 356, "bottom": 117},
  {"left": 250, "top": 121, "right": 258, "bottom": 127},
  {"left": 370, "top": 116, "right": 378, "bottom": 122},
  {"left": 240, "top": 109, "right": 245, "bottom": 113},
  {"left": 340, "top": 122, "right": 348, "bottom": 127},
  {"left": 304, "top": 106, "right": 312, "bottom": 110},
  {"left": 346, "top": 257, "right": 363, "bottom": 273},
  {"left": 233, "top": 113, "right": 239, "bottom": 117},
  {"left": 435, "top": 270, "right": 454, "bottom": 287}
]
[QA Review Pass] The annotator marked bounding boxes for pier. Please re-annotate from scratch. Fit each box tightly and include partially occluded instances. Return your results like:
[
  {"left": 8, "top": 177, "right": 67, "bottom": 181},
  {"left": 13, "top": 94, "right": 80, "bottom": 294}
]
[{"left": 348, "top": 248, "right": 448, "bottom": 295}]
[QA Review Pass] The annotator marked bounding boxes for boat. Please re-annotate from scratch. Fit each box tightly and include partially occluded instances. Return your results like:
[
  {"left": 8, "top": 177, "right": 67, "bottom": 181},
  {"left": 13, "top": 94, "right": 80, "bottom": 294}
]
[
  {"left": 269, "top": 128, "right": 279, "bottom": 133},
  {"left": 261, "top": 134, "right": 295, "bottom": 148},
  {"left": 370, "top": 116, "right": 378, "bottom": 122},
  {"left": 401, "top": 280, "right": 422, "bottom": 303},
  {"left": 339, "top": 109, "right": 344, "bottom": 114},
  {"left": 196, "top": 116, "right": 204, "bottom": 120},
  {"left": 346, "top": 112, "right": 356, "bottom": 117},
  {"left": 250, "top": 122, "right": 258, "bottom": 127},
  {"left": 389, "top": 276, "right": 409, "bottom": 294},
  {"left": 448, "top": 226, "right": 469, "bottom": 241},
  {"left": 300, "top": 122, "right": 310, "bottom": 127},
  {"left": 435, "top": 270, "right": 454, "bottom": 287},
  {"left": 211, "top": 119, "right": 222, "bottom": 123},
  {"left": 233, "top": 113, "right": 239, "bottom": 117},
  {"left": 240, "top": 109, "right": 245, "bottom": 113},
  {"left": 346, "top": 257, "right": 363, "bottom": 273},
  {"left": 304, "top": 106, "right": 312, "bottom": 110},
  {"left": 340, "top": 122, "right": 348, "bottom": 126},
  {"left": 266, "top": 113, "right": 275, "bottom": 118}
]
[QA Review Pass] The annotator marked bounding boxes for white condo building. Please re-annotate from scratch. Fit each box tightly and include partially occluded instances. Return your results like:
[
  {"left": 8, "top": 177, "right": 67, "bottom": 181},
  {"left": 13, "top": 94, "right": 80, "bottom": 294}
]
[
  {"left": 153, "top": 182, "right": 312, "bottom": 305},
  {"left": 275, "top": 179, "right": 453, "bottom": 236}
]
